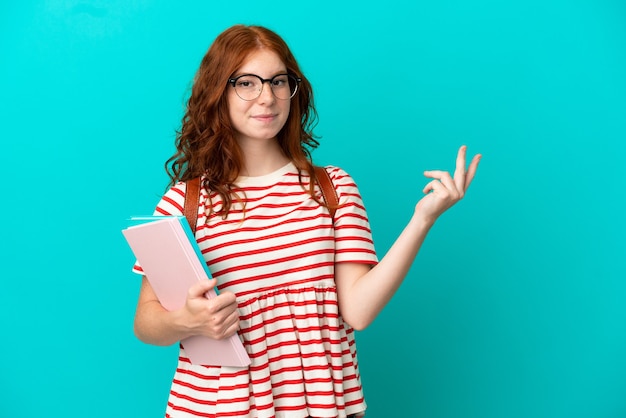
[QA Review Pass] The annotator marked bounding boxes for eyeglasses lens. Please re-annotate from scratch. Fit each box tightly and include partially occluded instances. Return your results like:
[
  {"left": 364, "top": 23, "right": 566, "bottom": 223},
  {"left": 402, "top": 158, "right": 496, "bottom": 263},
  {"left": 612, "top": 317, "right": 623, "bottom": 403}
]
[{"left": 233, "top": 74, "right": 298, "bottom": 100}]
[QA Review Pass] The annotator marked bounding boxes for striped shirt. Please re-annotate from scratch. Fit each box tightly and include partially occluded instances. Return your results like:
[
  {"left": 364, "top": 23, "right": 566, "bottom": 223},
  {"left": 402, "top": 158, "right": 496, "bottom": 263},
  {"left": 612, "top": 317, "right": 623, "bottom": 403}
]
[{"left": 133, "top": 163, "right": 378, "bottom": 418}]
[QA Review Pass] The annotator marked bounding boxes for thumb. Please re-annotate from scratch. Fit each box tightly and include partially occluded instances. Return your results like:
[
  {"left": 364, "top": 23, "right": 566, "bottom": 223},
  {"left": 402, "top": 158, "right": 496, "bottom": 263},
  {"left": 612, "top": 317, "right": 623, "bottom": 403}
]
[{"left": 188, "top": 278, "right": 218, "bottom": 298}]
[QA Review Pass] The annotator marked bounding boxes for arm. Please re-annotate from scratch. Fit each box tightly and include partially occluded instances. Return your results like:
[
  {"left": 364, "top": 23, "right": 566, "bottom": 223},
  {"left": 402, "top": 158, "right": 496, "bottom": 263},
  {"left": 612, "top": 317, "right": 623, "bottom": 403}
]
[
  {"left": 335, "top": 145, "right": 481, "bottom": 330},
  {"left": 133, "top": 276, "right": 241, "bottom": 346},
  {"left": 132, "top": 182, "right": 241, "bottom": 345}
]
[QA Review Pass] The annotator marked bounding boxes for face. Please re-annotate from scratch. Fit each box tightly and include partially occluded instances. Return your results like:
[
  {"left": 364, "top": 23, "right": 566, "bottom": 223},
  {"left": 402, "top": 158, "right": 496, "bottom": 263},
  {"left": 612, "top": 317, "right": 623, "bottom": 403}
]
[{"left": 227, "top": 49, "right": 291, "bottom": 146}]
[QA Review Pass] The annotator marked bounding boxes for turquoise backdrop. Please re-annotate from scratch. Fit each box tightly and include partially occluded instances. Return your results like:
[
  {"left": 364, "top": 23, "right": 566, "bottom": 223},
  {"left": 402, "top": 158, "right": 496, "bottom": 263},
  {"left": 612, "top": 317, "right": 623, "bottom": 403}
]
[{"left": 1, "top": 1, "right": 625, "bottom": 417}]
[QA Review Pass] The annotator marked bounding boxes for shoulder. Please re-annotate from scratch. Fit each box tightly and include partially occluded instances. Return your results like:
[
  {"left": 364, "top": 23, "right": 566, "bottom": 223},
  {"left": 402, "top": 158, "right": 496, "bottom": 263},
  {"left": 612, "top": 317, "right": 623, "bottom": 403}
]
[
  {"left": 152, "top": 181, "right": 188, "bottom": 216},
  {"left": 319, "top": 165, "right": 360, "bottom": 189}
]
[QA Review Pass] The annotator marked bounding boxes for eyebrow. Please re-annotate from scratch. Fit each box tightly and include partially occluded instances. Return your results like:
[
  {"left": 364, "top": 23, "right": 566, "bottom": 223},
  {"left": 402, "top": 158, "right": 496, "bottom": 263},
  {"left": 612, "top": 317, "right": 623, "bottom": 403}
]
[{"left": 231, "top": 71, "right": 288, "bottom": 78}]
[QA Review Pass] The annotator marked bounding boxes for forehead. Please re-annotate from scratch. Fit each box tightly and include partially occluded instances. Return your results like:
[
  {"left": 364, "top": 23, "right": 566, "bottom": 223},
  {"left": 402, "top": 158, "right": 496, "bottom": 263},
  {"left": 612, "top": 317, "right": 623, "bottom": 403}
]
[{"left": 236, "top": 49, "right": 286, "bottom": 76}]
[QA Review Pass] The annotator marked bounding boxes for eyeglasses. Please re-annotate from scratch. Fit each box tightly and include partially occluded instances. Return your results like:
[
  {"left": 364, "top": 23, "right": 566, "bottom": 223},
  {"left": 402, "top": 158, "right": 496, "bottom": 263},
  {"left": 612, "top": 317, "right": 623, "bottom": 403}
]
[{"left": 228, "top": 73, "right": 301, "bottom": 101}]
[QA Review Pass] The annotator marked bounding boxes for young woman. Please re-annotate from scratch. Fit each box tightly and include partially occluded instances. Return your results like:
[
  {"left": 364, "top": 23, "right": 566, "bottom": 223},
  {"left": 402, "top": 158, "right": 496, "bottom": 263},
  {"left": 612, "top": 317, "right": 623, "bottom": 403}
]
[{"left": 132, "top": 24, "right": 481, "bottom": 418}]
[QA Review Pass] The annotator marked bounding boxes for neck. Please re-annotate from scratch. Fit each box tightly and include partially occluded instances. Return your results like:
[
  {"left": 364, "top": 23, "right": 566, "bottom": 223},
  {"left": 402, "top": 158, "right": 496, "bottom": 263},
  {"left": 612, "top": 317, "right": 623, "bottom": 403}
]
[{"left": 238, "top": 137, "right": 290, "bottom": 177}]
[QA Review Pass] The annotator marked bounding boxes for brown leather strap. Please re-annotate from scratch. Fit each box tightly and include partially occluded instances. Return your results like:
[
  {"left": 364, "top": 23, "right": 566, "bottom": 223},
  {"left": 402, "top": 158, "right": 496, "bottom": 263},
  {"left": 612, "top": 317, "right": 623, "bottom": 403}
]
[
  {"left": 184, "top": 177, "right": 201, "bottom": 234},
  {"left": 314, "top": 166, "right": 338, "bottom": 219}
]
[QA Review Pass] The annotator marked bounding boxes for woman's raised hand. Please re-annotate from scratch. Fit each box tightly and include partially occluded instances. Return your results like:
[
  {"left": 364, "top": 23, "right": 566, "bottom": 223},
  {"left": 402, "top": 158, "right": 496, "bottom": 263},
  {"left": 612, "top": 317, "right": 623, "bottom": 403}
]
[{"left": 415, "top": 145, "right": 481, "bottom": 224}]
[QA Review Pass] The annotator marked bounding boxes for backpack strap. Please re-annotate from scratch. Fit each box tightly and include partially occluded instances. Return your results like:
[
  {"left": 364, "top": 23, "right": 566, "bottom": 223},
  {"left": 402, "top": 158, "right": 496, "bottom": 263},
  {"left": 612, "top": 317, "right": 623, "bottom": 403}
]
[
  {"left": 314, "top": 165, "right": 339, "bottom": 219},
  {"left": 184, "top": 177, "right": 201, "bottom": 234}
]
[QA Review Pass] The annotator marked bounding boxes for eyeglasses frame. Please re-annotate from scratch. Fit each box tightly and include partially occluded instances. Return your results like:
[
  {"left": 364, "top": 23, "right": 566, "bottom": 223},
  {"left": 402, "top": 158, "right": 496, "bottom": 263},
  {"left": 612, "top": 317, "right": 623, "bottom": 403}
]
[{"left": 228, "top": 73, "right": 302, "bottom": 101}]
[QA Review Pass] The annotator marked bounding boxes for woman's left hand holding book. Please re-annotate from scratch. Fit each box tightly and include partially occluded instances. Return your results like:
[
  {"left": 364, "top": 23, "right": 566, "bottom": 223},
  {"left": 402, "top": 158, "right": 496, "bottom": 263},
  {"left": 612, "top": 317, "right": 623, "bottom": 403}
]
[{"left": 133, "top": 276, "right": 241, "bottom": 346}]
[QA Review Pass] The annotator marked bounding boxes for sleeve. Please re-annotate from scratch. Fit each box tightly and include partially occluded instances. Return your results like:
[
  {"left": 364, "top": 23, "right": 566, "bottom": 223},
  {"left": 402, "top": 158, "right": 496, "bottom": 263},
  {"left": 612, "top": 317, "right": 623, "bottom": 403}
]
[
  {"left": 131, "top": 182, "right": 188, "bottom": 275},
  {"left": 326, "top": 166, "right": 378, "bottom": 265}
]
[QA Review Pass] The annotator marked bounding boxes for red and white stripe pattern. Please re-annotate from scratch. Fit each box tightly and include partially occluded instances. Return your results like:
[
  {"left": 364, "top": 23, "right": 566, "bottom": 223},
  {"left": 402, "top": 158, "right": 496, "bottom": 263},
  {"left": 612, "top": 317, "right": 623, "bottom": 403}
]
[{"left": 134, "top": 163, "right": 377, "bottom": 417}]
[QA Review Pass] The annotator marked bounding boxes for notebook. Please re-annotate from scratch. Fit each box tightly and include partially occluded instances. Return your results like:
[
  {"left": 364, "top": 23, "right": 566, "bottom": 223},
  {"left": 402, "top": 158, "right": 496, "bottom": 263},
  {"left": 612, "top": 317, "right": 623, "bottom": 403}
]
[{"left": 122, "top": 216, "right": 251, "bottom": 367}]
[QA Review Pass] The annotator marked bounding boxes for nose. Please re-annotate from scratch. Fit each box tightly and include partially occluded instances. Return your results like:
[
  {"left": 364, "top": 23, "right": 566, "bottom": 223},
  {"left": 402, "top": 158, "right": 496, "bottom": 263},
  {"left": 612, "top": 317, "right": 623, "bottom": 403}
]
[{"left": 257, "top": 81, "right": 275, "bottom": 104}]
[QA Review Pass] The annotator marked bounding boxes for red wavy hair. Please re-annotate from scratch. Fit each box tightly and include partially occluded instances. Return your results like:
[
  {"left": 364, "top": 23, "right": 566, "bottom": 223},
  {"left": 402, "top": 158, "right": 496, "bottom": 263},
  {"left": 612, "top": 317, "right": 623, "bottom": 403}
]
[{"left": 166, "top": 25, "right": 320, "bottom": 218}]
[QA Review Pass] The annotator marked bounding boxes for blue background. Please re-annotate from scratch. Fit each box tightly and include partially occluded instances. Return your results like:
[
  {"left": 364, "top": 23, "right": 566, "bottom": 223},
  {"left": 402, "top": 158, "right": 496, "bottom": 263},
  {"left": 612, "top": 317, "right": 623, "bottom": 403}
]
[{"left": 1, "top": 1, "right": 625, "bottom": 417}]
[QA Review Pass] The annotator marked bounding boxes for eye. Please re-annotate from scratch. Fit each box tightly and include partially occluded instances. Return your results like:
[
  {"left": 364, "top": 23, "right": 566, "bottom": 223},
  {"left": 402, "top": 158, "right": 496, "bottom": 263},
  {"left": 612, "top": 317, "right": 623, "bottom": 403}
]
[
  {"left": 236, "top": 76, "right": 259, "bottom": 89},
  {"left": 272, "top": 75, "right": 288, "bottom": 86}
]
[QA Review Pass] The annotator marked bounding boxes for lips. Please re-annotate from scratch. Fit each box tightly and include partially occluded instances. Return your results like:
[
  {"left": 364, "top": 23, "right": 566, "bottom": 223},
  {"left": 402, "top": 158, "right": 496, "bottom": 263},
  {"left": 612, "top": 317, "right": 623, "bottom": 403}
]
[{"left": 252, "top": 114, "right": 277, "bottom": 122}]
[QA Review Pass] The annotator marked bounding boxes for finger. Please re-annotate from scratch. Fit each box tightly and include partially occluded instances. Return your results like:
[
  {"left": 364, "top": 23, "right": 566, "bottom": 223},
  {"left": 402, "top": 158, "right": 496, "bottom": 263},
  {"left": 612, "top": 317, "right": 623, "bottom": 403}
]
[
  {"left": 225, "top": 308, "right": 241, "bottom": 330},
  {"left": 422, "top": 172, "right": 439, "bottom": 194},
  {"left": 423, "top": 169, "right": 448, "bottom": 180},
  {"left": 211, "top": 303, "right": 241, "bottom": 339},
  {"left": 424, "top": 170, "right": 457, "bottom": 194},
  {"left": 464, "top": 154, "right": 482, "bottom": 191},
  {"left": 422, "top": 179, "right": 446, "bottom": 195},
  {"left": 453, "top": 145, "right": 468, "bottom": 191},
  {"left": 422, "top": 180, "right": 435, "bottom": 194},
  {"left": 221, "top": 316, "right": 241, "bottom": 338},
  {"left": 188, "top": 278, "right": 218, "bottom": 298},
  {"left": 208, "top": 291, "right": 238, "bottom": 313}
]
